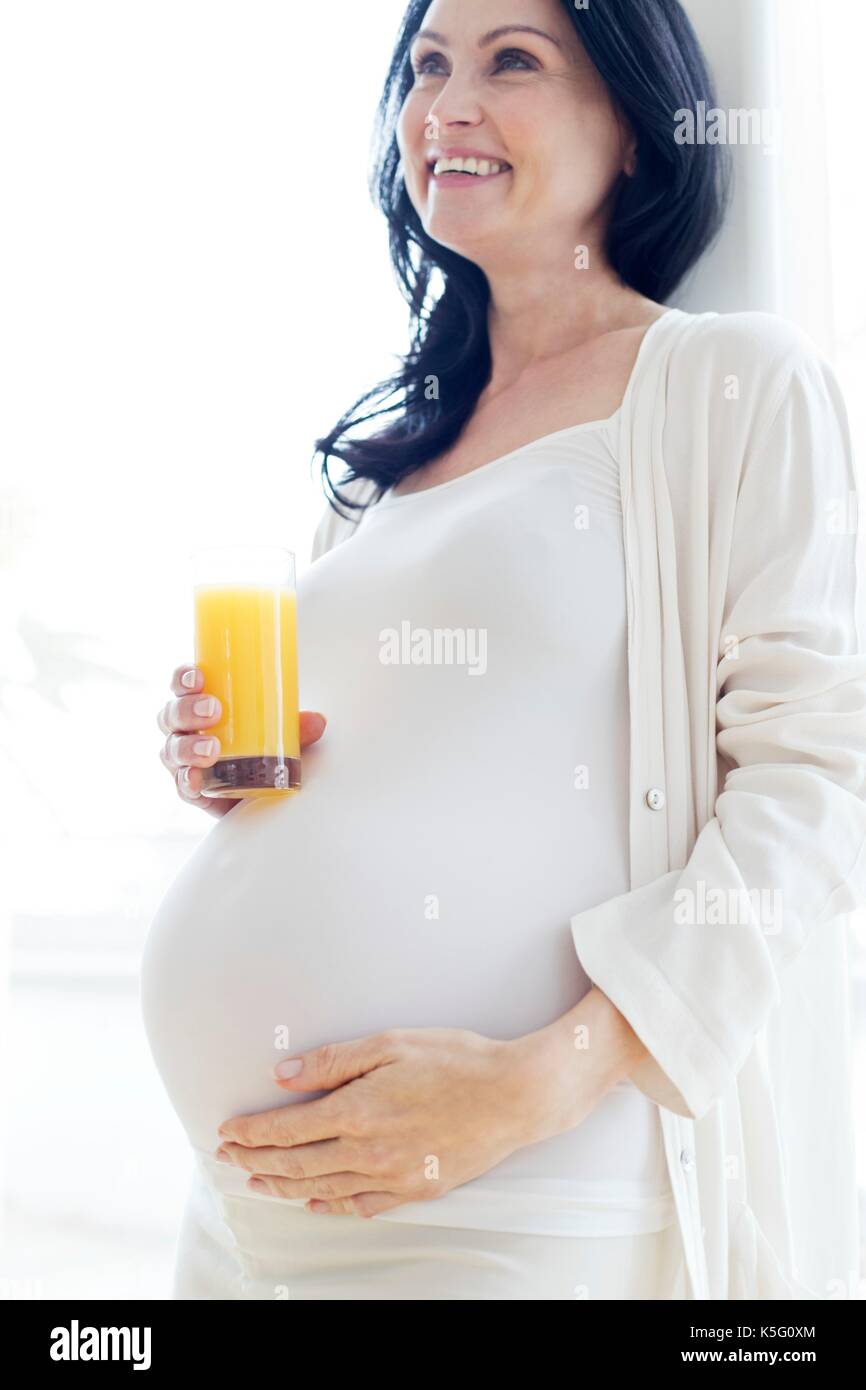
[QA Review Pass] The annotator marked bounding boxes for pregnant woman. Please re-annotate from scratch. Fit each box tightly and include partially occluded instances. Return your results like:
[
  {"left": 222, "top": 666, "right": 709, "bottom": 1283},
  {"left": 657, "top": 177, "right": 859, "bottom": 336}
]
[{"left": 145, "top": 0, "right": 866, "bottom": 1300}]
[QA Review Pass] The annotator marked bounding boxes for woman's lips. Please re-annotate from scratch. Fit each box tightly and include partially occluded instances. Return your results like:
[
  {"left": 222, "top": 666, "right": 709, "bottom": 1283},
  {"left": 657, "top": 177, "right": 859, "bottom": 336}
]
[{"left": 429, "top": 168, "right": 513, "bottom": 189}]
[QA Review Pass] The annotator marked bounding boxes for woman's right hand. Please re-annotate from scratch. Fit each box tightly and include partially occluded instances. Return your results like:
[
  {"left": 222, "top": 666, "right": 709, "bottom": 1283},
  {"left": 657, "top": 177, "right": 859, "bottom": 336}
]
[{"left": 158, "top": 664, "right": 327, "bottom": 819}]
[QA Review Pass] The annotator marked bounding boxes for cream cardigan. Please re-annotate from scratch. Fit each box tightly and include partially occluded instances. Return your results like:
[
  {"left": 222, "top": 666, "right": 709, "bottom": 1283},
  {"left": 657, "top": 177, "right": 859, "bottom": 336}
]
[{"left": 310, "top": 307, "right": 866, "bottom": 1300}]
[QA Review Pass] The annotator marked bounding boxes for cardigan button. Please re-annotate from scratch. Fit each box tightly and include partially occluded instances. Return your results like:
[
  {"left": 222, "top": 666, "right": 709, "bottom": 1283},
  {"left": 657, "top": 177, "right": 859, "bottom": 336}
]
[
  {"left": 680, "top": 1147, "right": 695, "bottom": 1173},
  {"left": 645, "top": 787, "right": 666, "bottom": 810}
]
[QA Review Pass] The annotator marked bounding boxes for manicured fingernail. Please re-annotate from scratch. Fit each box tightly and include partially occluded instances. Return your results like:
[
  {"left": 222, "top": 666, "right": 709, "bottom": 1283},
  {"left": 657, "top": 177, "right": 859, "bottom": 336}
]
[
  {"left": 181, "top": 669, "right": 199, "bottom": 688},
  {"left": 307, "top": 1200, "right": 330, "bottom": 1213},
  {"left": 215, "top": 1148, "right": 232, "bottom": 1163},
  {"left": 194, "top": 696, "right": 216, "bottom": 716},
  {"left": 248, "top": 1178, "right": 267, "bottom": 1192},
  {"left": 193, "top": 738, "right": 216, "bottom": 756},
  {"left": 274, "top": 1058, "right": 303, "bottom": 1079}
]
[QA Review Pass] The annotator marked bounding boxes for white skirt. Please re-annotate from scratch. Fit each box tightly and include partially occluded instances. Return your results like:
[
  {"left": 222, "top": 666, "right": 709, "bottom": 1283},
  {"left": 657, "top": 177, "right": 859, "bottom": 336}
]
[{"left": 171, "top": 1169, "right": 690, "bottom": 1301}]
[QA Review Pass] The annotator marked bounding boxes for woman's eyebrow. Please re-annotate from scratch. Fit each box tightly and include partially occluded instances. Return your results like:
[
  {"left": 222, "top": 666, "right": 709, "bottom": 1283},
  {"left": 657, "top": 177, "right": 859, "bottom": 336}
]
[{"left": 413, "top": 25, "right": 564, "bottom": 51}]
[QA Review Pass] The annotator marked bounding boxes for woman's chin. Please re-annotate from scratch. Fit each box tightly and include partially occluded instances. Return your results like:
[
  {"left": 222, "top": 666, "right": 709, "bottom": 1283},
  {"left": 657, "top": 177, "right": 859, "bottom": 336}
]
[{"left": 424, "top": 215, "right": 508, "bottom": 262}]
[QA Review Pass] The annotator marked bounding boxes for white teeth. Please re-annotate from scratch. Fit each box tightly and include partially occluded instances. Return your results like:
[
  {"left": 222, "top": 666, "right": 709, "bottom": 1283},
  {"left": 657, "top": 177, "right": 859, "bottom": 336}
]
[{"left": 432, "top": 156, "right": 509, "bottom": 177}]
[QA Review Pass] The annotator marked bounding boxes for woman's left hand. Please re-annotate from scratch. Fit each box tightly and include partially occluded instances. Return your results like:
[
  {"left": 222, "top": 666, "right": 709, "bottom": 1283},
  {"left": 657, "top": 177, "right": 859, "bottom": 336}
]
[{"left": 214, "top": 1022, "right": 606, "bottom": 1218}]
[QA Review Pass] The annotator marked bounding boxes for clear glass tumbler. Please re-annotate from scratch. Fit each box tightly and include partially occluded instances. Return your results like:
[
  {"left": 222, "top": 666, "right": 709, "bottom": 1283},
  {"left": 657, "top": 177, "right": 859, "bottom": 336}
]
[{"left": 191, "top": 545, "right": 301, "bottom": 798}]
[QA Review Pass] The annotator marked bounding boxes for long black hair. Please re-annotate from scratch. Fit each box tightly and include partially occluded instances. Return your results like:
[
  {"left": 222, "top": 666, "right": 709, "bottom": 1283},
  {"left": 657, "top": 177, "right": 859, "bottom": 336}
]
[{"left": 313, "top": 0, "right": 731, "bottom": 518}]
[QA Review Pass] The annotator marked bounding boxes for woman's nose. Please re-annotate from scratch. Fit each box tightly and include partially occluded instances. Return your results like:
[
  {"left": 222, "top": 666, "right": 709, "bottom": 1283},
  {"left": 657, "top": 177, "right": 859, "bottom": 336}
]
[{"left": 425, "top": 72, "right": 484, "bottom": 131}]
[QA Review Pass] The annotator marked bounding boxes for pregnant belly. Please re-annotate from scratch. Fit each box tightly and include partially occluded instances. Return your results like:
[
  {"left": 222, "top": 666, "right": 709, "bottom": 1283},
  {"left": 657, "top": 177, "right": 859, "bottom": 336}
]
[
  {"left": 141, "top": 747, "right": 597, "bottom": 1160},
  {"left": 141, "top": 734, "right": 670, "bottom": 1210}
]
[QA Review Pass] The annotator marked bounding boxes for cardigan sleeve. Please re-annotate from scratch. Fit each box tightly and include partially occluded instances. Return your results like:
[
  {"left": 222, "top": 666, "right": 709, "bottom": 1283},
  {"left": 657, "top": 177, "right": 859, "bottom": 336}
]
[{"left": 569, "top": 346, "right": 866, "bottom": 1120}]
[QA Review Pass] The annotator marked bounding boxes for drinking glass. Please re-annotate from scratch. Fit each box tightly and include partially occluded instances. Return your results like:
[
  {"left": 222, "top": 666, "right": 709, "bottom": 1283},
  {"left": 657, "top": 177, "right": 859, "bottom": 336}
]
[{"left": 191, "top": 545, "right": 301, "bottom": 798}]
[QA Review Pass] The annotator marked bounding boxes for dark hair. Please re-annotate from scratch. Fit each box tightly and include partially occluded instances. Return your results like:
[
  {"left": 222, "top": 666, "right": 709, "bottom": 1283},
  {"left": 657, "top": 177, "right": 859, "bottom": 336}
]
[{"left": 313, "top": 0, "right": 731, "bottom": 518}]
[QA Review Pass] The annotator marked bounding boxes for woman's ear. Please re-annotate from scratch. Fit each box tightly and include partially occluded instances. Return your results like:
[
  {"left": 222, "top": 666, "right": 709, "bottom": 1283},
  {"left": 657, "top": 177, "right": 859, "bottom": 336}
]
[
  {"left": 615, "top": 107, "right": 638, "bottom": 178},
  {"left": 623, "top": 130, "right": 638, "bottom": 177}
]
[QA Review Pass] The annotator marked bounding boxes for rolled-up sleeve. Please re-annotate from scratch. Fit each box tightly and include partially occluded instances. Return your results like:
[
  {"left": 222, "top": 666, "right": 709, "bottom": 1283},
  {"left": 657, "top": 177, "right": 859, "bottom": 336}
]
[{"left": 569, "top": 347, "right": 866, "bottom": 1120}]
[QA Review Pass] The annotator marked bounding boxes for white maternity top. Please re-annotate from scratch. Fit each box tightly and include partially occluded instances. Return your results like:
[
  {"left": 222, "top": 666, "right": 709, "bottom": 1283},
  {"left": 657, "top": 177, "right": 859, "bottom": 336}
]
[{"left": 141, "top": 410, "right": 675, "bottom": 1238}]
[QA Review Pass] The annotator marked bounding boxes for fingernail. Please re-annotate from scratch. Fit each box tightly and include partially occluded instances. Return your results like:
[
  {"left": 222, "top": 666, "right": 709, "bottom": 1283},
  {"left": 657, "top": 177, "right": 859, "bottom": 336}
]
[
  {"left": 193, "top": 738, "right": 216, "bottom": 756},
  {"left": 194, "top": 696, "right": 216, "bottom": 717},
  {"left": 248, "top": 1178, "right": 267, "bottom": 1192},
  {"left": 215, "top": 1148, "right": 232, "bottom": 1163},
  {"left": 274, "top": 1058, "right": 303, "bottom": 1079},
  {"left": 181, "top": 669, "right": 199, "bottom": 688}
]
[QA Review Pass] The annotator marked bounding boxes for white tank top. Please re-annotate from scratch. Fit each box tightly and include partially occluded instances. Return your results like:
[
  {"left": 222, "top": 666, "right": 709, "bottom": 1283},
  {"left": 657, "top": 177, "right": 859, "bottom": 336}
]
[{"left": 142, "top": 413, "right": 675, "bottom": 1237}]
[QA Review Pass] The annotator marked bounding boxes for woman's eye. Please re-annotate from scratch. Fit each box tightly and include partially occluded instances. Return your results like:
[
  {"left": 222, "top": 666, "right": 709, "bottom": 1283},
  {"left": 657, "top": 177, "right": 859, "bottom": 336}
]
[
  {"left": 411, "top": 48, "right": 539, "bottom": 80},
  {"left": 493, "top": 48, "right": 537, "bottom": 73},
  {"left": 412, "top": 53, "right": 447, "bottom": 78}
]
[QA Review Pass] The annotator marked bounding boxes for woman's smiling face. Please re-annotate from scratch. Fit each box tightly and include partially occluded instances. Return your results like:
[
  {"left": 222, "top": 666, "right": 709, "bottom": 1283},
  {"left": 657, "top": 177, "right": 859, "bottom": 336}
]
[{"left": 397, "top": 0, "right": 635, "bottom": 265}]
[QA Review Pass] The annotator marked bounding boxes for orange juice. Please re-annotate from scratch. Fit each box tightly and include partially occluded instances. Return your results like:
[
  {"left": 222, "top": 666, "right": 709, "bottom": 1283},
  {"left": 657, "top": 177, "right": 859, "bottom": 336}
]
[{"left": 194, "top": 582, "right": 301, "bottom": 798}]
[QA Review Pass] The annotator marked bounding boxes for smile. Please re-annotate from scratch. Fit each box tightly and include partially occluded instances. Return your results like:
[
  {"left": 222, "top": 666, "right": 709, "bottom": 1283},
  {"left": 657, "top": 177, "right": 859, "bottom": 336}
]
[{"left": 430, "top": 156, "right": 512, "bottom": 180}]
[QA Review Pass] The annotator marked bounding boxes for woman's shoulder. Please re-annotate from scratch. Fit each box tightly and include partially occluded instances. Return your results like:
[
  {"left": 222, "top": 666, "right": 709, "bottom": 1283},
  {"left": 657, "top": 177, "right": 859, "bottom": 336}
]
[
  {"left": 674, "top": 307, "right": 824, "bottom": 371},
  {"left": 661, "top": 308, "right": 842, "bottom": 444},
  {"left": 310, "top": 473, "right": 383, "bottom": 563}
]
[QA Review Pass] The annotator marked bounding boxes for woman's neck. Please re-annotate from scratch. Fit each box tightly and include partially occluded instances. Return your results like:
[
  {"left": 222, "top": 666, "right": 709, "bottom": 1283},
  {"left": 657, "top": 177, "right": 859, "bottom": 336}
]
[{"left": 482, "top": 266, "right": 661, "bottom": 395}]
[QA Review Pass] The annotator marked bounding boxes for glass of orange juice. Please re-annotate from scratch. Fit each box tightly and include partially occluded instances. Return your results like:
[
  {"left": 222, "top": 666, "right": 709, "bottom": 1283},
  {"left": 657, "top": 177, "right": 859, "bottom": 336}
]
[{"left": 191, "top": 545, "right": 301, "bottom": 798}]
